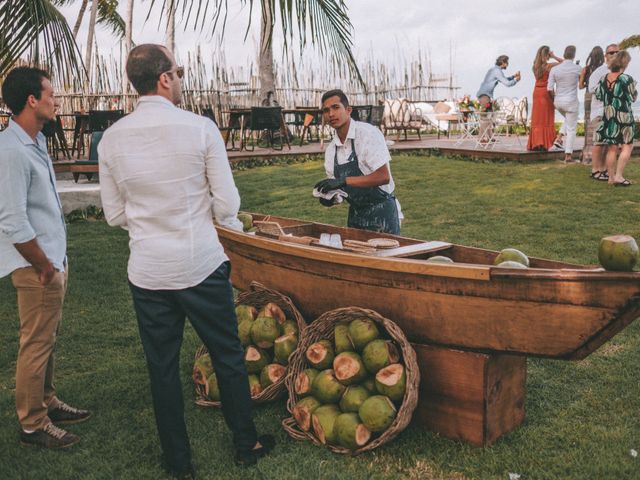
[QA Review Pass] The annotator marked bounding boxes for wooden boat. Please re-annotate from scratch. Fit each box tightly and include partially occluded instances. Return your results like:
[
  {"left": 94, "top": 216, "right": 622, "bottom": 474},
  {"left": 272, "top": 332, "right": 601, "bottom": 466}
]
[{"left": 217, "top": 213, "right": 640, "bottom": 360}]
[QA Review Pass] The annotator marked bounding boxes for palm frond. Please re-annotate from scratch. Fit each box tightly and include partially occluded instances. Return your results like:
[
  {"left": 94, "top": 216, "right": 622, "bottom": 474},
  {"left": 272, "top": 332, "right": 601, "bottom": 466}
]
[
  {"left": 0, "top": 0, "right": 84, "bottom": 81},
  {"left": 97, "top": 0, "right": 126, "bottom": 38},
  {"left": 619, "top": 35, "right": 640, "bottom": 50}
]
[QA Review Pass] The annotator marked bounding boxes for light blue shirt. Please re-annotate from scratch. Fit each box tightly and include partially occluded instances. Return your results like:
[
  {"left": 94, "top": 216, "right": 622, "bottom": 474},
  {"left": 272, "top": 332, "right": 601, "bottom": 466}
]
[
  {"left": 476, "top": 65, "right": 517, "bottom": 98},
  {"left": 0, "top": 119, "right": 67, "bottom": 278}
]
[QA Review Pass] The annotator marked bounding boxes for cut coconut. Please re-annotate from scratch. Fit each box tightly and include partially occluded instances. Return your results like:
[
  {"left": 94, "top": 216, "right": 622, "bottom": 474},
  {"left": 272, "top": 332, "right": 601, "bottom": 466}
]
[
  {"left": 235, "top": 304, "right": 257, "bottom": 323},
  {"left": 339, "top": 385, "right": 371, "bottom": 413},
  {"left": 311, "top": 369, "right": 346, "bottom": 404},
  {"left": 248, "top": 374, "right": 263, "bottom": 397},
  {"left": 348, "top": 318, "right": 380, "bottom": 351},
  {"left": 260, "top": 363, "right": 286, "bottom": 388},
  {"left": 333, "top": 352, "right": 367, "bottom": 385},
  {"left": 306, "top": 340, "right": 335, "bottom": 370},
  {"left": 362, "top": 339, "right": 400, "bottom": 374},
  {"left": 295, "top": 368, "right": 320, "bottom": 397},
  {"left": 260, "top": 302, "right": 287, "bottom": 324},
  {"left": 244, "top": 346, "right": 270, "bottom": 374},
  {"left": 311, "top": 404, "right": 341, "bottom": 445},
  {"left": 358, "top": 395, "right": 397, "bottom": 432},
  {"left": 334, "top": 413, "right": 371, "bottom": 450},
  {"left": 334, "top": 323, "right": 354, "bottom": 353},
  {"left": 193, "top": 353, "right": 214, "bottom": 385},
  {"left": 375, "top": 363, "right": 406, "bottom": 403},
  {"left": 205, "top": 372, "right": 220, "bottom": 402},
  {"left": 293, "top": 396, "right": 321, "bottom": 431},
  {"left": 274, "top": 333, "right": 298, "bottom": 365},
  {"left": 237, "top": 320, "right": 253, "bottom": 347},
  {"left": 250, "top": 315, "right": 281, "bottom": 349},
  {"left": 281, "top": 319, "right": 299, "bottom": 336}
]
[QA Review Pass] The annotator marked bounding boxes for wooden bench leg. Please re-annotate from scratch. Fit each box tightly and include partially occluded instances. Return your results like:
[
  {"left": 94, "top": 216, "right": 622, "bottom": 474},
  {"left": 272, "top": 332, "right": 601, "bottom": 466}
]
[{"left": 411, "top": 343, "right": 526, "bottom": 446}]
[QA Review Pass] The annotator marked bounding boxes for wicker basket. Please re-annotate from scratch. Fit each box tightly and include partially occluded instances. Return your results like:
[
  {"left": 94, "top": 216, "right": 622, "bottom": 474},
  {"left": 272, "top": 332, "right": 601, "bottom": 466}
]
[
  {"left": 194, "top": 281, "right": 307, "bottom": 407},
  {"left": 282, "top": 307, "right": 419, "bottom": 455}
]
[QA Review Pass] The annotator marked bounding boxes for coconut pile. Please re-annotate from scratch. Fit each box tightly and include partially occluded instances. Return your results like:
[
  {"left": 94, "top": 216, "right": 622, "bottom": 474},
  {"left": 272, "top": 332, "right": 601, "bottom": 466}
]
[
  {"left": 193, "top": 302, "right": 299, "bottom": 401},
  {"left": 292, "top": 318, "right": 406, "bottom": 451}
]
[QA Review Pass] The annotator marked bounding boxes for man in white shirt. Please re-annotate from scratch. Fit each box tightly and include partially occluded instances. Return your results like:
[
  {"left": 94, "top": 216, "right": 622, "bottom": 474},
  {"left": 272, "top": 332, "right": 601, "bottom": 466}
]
[
  {"left": 314, "top": 89, "right": 401, "bottom": 234},
  {"left": 98, "top": 44, "right": 274, "bottom": 477},
  {"left": 588, "top": 43, "right": 619, "bottom": 179},
  {"left": 547, "top": 45, "right": 582, "bottom": 162}
]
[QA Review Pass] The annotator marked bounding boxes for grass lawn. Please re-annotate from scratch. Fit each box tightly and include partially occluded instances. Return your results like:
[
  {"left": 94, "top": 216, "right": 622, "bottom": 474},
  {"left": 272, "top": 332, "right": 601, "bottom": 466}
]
[{"left": 1, "top": 154, "right": 640, "bottom": 479}]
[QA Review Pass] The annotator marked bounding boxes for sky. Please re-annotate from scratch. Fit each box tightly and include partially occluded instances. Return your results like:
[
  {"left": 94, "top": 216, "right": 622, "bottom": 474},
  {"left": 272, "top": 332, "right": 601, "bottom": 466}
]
[{"left": 59, "top": 0, "right": 639, "bottom": 102}]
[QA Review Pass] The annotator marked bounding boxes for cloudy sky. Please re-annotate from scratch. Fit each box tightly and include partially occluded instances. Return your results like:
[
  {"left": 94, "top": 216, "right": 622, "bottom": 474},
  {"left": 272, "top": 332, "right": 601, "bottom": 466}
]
[{"left": 60, "top": 0, "right": 639, "bottom": 102}]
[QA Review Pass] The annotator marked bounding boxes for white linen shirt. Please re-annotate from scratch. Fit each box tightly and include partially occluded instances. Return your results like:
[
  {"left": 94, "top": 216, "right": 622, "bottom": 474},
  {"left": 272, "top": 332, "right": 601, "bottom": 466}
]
[
  {"left": 587, "top": 63, "right": 610, "bottom": 120},
  {"left": 547, "top": 60, "right": 582, "bottom": 104},
  {"left": 324, "top": 120, "right": 395, "bottom": 195},
  {"left": 98, "top": 96, "right": 243, "bottom": 290}
]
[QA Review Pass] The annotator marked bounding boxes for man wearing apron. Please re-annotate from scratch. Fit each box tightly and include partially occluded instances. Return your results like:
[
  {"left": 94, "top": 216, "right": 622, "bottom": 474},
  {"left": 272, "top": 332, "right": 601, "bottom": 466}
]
[{"left": 314, "top": 89, "right": 402, "bottom": 235}]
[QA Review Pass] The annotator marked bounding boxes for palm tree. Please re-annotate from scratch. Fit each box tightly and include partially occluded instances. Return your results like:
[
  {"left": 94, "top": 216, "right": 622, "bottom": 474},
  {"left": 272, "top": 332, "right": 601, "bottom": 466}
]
[
  {"left": 148, "top": 0, "right": 362, "bottom": 104},
  {"left": 619, "top": 35, "right": 640, "bottom": 50},
  {"left": 0, "top": 0, "right": 82, "bottom": 80}
]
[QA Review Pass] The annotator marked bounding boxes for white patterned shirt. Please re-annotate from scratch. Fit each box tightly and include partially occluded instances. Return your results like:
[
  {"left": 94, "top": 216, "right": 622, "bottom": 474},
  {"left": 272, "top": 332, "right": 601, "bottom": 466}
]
[
  {"left": 98, "top": 96, "right": 243, "bottom": 290},
  {"left": 547, "top": 60, "right": 582, "bottom": 104}
]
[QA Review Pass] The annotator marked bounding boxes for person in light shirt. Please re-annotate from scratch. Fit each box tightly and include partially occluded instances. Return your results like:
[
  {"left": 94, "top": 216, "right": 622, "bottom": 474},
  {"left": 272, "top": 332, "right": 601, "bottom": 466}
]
[
  {"left": 313, "top": 89, "right": 402, "bottom": 234},
  {"left": 98, "top": 44, "right": 274, "bottom": 477},
  {"left": 547, "top": 45, "right": 582, "bottom": 163}
]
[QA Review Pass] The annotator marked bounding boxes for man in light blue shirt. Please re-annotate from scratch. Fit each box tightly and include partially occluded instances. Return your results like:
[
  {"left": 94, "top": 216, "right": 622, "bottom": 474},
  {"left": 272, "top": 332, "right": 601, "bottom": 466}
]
[
  {"left": 0, "top": 67, "right": 90, "bottom": 450},
  {"left": 476, "top": 54, "right": 521, "bottom": 101}
]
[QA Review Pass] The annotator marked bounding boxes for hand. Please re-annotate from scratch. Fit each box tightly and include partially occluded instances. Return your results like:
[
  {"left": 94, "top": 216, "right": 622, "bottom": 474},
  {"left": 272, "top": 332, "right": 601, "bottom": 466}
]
[
  {"left": 35, "top": 261, "right": 55, "bottom": 285},
  {"left": 314, "top": 177, "right": 346, "bottom": 194}
]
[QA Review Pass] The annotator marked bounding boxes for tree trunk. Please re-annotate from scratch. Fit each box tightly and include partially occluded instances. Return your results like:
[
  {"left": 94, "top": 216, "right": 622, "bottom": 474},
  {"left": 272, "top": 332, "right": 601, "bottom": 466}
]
[
  {"left": 258, "top": 0, "right": 276, "bottom": 104},
  {"left": 165, "top": 0, "right": 176, "bottom": 54},
  {"left": 84, "top": 0, "right": 99, "bottom": 92},
  {"left": 72, "top": 0, "right": 89, "bottom": 38},
  {"left": 123, "top": 0, "right": 134, "bottom": 110}
]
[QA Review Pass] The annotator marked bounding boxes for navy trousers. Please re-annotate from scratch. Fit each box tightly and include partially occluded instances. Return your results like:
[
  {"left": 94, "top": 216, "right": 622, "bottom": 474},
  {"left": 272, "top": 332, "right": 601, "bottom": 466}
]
[{"left": 129, "top": 261, "right": 257, "bottom": 471}]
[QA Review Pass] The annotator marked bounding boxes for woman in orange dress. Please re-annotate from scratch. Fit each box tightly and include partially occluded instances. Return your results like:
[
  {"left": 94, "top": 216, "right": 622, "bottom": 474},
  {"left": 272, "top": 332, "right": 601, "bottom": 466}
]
[{"left": 527, "top": 46, "right": 563, "bottom": 151}]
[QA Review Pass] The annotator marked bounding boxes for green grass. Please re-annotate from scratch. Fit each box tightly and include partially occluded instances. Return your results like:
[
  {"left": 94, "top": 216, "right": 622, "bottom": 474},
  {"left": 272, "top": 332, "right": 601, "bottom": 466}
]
[{"left": 2, "top": 155, "right": 640, "bottom": 479}]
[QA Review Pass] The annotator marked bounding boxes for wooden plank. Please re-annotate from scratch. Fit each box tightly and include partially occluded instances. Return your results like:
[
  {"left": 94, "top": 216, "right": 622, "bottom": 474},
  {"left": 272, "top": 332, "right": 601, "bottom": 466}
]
[
  {"left": 371, "top": 241, "right": 452, "bottom": 258},
  {"left": 411, "top": 344, "right": 526, "bottom": 446}
]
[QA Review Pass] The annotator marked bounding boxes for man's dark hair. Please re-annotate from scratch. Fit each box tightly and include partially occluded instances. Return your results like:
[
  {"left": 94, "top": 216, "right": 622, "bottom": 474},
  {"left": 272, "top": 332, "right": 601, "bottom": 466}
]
[
  {"left": 495, "top": 55, "right": 509, "bottom": 66},
  {"left": 321, "top": 89, "right": 349, "bottom": 107},
  {"left": 1, "top": 67, "right": 50, "bottom": 115},
  {"left": 126, "top": 44, "right": 172, "bottom": 95},
  {"left": 563, "top": 45, "right": 576, "bottom": 60}
]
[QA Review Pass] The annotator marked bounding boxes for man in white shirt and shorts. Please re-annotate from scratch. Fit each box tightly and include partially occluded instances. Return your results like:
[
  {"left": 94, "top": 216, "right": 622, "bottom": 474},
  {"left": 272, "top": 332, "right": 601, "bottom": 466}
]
[{"left": 98, "top": 44, "right": 274, "bottom": 478}]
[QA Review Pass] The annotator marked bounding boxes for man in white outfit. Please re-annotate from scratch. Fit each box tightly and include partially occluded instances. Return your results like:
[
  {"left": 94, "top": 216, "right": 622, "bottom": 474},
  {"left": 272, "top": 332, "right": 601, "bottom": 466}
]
[
  {"left": 547, "top": 45, "right": 582, "bottom": 163},
  {"left": 587, "top": 43, "right": 619, "bottom": 179}
]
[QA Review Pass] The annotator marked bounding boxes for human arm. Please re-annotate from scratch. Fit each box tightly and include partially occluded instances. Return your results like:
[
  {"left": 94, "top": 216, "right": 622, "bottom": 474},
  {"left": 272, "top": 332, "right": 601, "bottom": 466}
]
[
  {"left": 579, "top": 67, "right": 587, "bottom": 89},
  {"left": 496, "top": 68, "right": 518, "bottom": 87},
  {"left": 97, "top": 140, "right": 128, "bottom": 227},
  {"left": 550, "top": 51, "right": 563, "bottom": 62},
  {"left": 0, "top": 151, "right": 54, "bottom": 284},
  {"left": 203, "top": 120, "right": 243, "bottom": 231},
  {"left": 627, "top": 76, "right": 638, "bottom": 103}
]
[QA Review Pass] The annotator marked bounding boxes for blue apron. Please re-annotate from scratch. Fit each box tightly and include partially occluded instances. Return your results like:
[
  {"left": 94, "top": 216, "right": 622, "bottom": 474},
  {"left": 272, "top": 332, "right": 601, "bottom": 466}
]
[{"left": 334, "top": 139, "right": 400, "bottom": 234}]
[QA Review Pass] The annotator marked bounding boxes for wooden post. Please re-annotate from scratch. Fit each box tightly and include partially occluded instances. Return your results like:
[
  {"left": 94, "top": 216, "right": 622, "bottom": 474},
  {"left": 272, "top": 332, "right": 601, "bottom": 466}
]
[{"left": 411, "top": 344, "right": 526, "bottom": 446}]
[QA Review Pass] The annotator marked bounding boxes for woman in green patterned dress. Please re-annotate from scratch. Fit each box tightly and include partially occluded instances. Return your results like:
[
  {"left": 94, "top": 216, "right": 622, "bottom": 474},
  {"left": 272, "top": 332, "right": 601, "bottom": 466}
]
[{"left": 595, "top": 50, "right": 637, "bottom": 186}]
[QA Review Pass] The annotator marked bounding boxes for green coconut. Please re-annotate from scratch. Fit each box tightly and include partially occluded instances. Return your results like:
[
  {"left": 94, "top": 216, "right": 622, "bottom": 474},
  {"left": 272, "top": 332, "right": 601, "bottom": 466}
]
[
  {"left": 274, "top": 333, "right": 298, "bottom": 365},
  {"left": 334, "top": 323, "right": 354, "bottom": 353},
  {"left": 238, "top": 213, "right": 253, "bottom": 232},
  {"left": 259, "top": 302, "right": 287, "bottom": 324},
  {"left": 294, "top": 368, "right": 320, "bottom": 397},
  {"left": 235, "top": 304, "right": 257, "bottom": 323},
  {"left": 260, "top": 363, "right": 286, "bottom": 388},
  {"left": 375, "top": 364, "right": 406, "bottom": 403},
  {"left": 493, "top": 248, "right": 529, "bottom": 267},
  {"left": 282, "top": 319, "right": 299, "bottom": 336},
  {"left": 362, "top": 339, "right": 400, "bottom": 374},
  {"left": 334, "top": 413, "right": 371, "bottom": 450},
  {"left": 250, "top": 315, "right": 281, "bottom": 349},
  {"left": 248, "top": 374, "right": 263, "bottom": 397},
  {"left": 311, "top": 369, "right": 346, "bottom": 404},
  {"left": 598, "top": 235, "right": 639, "bottom": 272},
  {"left": 244, "top": 346, "right": 271, "bottom": 374},
  {"left": 193, "top": 353, "right": 214, "bottom": 385},
  {"left": 362, "top": 377, "right": 377, "bottom": 394},
  {"left": 306, "top": 340, "right": 335, "bottom": 370},
  {"left": 293, "top": 396, "right": 321, "bottom": 431},
  {"left": 333, "top": 352, "right": 368, "bottom": 386},
  {"left": 348, "top": 318, "right": 380, "bottom": 352},
  {"left": 237, "top": 320, "right": 253, "bottom": 347},
  {"left": 311, "top": 404, "right": 341, "bottom": 445},
  {"left": 358, "top": 395, "right": 397, "bottom": 432},
  {"left": 339, "top": 385, "right": 371, "bottom": 413},
  {"left": 205, "top": 372, "right": 220, "bottom": 402},
  {"left": 425, "top": 255, "right": 454, "bottom": 264},
  {"left": 495, "top": 260, "right": 528, "bottom": 269}
]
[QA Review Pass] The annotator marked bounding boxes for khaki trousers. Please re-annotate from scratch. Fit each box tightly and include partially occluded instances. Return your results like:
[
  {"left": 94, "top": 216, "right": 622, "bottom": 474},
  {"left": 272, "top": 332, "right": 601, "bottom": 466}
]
[{"left": 11, "top": 266, "right": 67, "bottom": 430}]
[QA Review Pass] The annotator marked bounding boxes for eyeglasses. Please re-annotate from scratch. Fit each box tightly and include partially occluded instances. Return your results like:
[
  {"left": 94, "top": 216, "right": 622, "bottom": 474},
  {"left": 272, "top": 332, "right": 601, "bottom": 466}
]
[
  {"left": 162, "top": 66, "right": 185, "bottom": 79},
  {"left": 606, "top": 51, "right": 619, "bottom": 56}
]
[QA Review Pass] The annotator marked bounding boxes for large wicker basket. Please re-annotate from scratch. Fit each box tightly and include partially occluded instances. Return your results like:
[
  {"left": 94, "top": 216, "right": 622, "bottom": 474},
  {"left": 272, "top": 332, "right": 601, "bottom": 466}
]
[
  {"left": 194, "top": 281, "right": 307, "bottom": 407},
  {"left": 282, "top": 307, "right": 419, "bottom": 455}
]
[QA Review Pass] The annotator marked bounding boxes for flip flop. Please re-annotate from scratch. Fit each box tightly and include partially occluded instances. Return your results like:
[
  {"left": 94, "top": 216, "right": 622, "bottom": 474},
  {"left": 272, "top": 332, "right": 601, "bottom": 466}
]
[
  {"left": 597, "top": 171, "right": 609, "bottom": 181},
  {"left": 590, "top": 171, "right": 601, "bottom": 179},
  {"left": 613, "top": 179, "right": 632, "bottom": 187}
]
